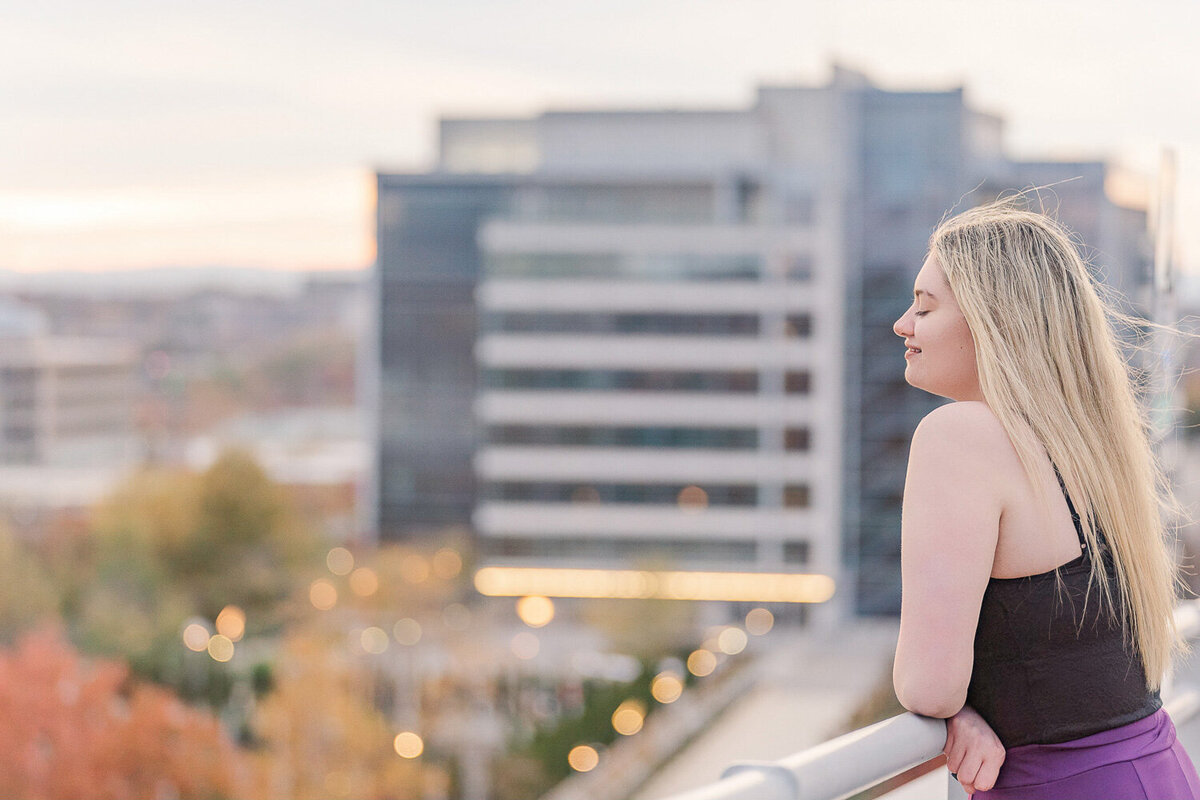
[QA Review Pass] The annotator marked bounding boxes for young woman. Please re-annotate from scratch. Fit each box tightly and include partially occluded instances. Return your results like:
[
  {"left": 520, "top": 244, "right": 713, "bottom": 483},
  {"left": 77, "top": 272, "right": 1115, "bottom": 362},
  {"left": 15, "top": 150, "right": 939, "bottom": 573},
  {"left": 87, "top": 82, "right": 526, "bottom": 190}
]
[{"left": 890, "top": 199, "right": 1200, "bottom": 798}]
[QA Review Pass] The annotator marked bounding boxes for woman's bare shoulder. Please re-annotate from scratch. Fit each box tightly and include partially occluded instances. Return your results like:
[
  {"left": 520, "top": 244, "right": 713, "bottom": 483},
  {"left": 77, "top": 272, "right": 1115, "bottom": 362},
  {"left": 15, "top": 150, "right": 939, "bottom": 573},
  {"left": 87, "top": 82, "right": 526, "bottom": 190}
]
[
  {"left": 912, "top": 401, "right": 1012, "bottom": 454},
  {"left": 912, "top": 402, "right": 1017, "bottom": 472}
]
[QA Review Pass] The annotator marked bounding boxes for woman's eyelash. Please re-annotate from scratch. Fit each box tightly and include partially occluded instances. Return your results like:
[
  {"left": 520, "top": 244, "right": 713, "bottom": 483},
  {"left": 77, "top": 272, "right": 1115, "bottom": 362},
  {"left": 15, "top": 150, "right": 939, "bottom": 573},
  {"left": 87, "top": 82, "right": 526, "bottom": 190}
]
[{"left": 914, "top": 310, "right": 929, "bottom": 317}]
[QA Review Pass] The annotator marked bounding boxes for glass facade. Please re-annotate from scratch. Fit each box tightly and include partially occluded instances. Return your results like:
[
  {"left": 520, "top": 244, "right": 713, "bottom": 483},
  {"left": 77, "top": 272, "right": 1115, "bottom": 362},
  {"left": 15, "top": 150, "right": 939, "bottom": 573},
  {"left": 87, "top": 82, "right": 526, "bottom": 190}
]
[
  {"left": 482, "top": 482, "right": 810, "bottom": 507},
  {"left": 375, "top": 177, "right": 515, "bottom": 536},
  {"left": 481, "top": 368, "right": 762, "bottom": 392}
]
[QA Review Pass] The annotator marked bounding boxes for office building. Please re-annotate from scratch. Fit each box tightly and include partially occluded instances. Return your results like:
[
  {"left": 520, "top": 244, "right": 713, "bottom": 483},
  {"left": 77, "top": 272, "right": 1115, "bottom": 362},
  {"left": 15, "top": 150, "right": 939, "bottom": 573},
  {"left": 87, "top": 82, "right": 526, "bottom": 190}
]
[{"left": 373, "top": 67, "right": 1149, "bottom": 614}]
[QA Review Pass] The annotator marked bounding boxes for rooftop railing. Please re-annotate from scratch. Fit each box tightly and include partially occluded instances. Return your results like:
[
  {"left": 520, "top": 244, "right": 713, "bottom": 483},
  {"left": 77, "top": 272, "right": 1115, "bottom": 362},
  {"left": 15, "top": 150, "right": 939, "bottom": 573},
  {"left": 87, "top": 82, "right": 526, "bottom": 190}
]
[{"left": 657, "top": 599, "right": 1200, "bottom": 800}]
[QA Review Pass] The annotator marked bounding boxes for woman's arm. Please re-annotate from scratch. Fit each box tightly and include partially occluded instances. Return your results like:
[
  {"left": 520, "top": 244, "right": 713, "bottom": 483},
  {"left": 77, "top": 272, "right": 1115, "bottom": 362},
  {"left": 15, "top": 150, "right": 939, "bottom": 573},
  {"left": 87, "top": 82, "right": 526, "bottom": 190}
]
[{"left": 892, "top": 401, "right": 1006, "bottom": 718}]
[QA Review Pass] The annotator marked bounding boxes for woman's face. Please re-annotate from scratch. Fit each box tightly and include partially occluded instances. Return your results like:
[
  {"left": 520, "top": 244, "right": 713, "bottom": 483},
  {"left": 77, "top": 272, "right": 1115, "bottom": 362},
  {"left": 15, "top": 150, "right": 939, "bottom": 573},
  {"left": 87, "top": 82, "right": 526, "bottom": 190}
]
[{"left": 893, "top": 254, "right": 983, "bottom": 402}]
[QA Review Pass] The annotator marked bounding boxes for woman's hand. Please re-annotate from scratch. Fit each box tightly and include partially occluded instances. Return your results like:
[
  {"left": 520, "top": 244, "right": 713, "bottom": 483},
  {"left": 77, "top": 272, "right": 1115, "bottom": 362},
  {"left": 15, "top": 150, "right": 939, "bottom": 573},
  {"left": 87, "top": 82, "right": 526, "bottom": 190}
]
[{"left": 944, "top": 704, "right": 1005, "bottom": 796}]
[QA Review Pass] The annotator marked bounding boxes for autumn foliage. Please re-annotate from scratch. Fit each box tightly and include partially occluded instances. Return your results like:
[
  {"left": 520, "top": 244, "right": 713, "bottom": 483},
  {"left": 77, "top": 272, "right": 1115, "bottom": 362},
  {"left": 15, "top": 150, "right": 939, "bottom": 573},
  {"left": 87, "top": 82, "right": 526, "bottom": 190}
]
[{"left": 0, "top": 629, "right": 247, "bottom": 800}]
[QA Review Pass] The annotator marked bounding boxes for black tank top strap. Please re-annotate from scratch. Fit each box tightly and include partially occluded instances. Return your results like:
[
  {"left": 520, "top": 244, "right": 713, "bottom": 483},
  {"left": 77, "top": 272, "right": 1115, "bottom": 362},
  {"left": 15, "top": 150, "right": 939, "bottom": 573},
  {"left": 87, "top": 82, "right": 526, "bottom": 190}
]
[{"left": 1051, "top": 462, "right": 1088, "bottom": 551}]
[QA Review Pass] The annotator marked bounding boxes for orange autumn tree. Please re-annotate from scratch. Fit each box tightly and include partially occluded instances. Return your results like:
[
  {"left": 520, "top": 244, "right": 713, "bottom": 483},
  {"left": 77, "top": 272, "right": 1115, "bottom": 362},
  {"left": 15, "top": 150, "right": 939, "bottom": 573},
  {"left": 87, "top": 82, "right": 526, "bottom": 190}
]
[{"left": 0, "top": 628, "right": 248, "bottom": 799}]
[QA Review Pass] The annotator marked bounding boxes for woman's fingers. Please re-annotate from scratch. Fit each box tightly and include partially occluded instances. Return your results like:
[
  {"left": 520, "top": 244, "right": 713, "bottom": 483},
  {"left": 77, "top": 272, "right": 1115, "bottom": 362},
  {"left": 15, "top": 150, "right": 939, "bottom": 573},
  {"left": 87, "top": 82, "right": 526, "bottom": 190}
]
[
  {"left": 944, "top": 744, "right": 964, "bottom": 773},
  {"left": 972, "top": 748, "right": 1004, "bottom": 792},
  {"left": 955, "top": 753, "right": 984, "bottom": 794}
]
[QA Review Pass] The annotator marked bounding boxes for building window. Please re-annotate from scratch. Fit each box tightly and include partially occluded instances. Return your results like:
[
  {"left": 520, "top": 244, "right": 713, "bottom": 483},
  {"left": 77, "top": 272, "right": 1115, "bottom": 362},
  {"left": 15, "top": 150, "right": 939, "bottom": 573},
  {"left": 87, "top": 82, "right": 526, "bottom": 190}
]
[
  {"left": 482, "top": 368, "right": 760, "bottom": 393},
  {"left": 480, "top": 311, "right": 761, "bottom": 336},
  {"left": 784, "top": 371, "right": 811, "bottom": 394},
  {"left": 782, "top": 541, "right": 810, "bottom": 564},
  {"left": 481, "top": 535, "right": 758, "bottom": 563},
  {"left": 784, "top": 314, "right": 812, "bottom": 337},
  {"left": 784, "top": 428, "right": 811, "bottom": 451},
  {"left": 486, "top": 425, "right": 759, "bottom": 449},
  {"left": 783, "top": 485, "right": 810, "bottom": 508},
  {"left": 484, "top": 482, "right": 760, "bottom": 506}
]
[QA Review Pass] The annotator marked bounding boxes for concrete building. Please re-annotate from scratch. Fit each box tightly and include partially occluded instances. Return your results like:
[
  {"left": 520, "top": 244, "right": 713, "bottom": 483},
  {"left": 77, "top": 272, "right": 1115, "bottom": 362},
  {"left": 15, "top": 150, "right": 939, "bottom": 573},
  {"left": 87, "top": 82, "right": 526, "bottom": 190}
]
[
  {"left": 373, "top": 67, "right": 1149, "bottom": 615},
  {"left": 0, "top": 334, "right": 137, "bottom": 468}
]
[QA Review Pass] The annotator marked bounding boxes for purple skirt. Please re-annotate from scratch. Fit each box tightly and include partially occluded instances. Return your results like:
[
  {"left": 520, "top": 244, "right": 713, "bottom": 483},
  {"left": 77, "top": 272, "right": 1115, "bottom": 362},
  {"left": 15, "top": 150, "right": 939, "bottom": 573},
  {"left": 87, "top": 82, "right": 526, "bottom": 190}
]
[{"left": 973, "top": 708, "right": 1200, "bottom": 799}]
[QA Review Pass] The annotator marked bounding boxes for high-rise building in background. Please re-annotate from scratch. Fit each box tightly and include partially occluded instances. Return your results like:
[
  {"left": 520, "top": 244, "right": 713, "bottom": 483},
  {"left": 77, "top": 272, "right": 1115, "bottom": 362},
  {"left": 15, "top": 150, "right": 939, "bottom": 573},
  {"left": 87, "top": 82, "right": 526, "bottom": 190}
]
[{"left": 372, "top": 66, "right": 1150, "bottom": 616}]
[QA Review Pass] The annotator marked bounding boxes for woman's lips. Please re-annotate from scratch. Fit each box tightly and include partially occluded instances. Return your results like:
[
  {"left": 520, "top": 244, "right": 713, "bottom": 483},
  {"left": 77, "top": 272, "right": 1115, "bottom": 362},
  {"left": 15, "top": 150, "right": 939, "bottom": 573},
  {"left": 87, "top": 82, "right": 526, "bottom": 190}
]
[{"left": 905, "top": 347, "right": 921, "bottom": 359}]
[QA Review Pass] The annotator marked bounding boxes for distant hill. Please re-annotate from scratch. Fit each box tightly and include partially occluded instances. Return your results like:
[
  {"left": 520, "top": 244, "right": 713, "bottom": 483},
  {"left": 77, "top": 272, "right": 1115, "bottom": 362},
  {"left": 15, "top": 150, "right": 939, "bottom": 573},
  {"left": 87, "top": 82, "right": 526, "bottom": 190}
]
[{"left": 0, "top": 266, "right": 366, "bottom": 298}]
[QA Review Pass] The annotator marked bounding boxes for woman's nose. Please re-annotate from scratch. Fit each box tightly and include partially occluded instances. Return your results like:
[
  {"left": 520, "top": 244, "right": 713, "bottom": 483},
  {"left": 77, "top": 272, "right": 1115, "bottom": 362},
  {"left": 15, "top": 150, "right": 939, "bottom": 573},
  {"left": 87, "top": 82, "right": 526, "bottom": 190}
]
[{"left": 894, "top": 307, "right": 913, "bottom": 338}]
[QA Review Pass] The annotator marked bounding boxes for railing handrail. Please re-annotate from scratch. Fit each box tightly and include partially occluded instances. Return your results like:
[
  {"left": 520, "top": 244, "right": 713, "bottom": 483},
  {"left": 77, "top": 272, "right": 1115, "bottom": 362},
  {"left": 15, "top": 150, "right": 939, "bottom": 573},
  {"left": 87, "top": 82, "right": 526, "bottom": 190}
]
[{"left": 656, "top": 598, "right": 1200, "bottom": 800}]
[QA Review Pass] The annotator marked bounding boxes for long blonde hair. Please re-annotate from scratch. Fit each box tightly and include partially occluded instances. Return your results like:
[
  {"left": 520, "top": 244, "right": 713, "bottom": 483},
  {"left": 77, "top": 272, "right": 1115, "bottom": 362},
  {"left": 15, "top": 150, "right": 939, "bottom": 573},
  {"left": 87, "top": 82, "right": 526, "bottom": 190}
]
[{"left": 930, "top": 197, "right": 1185, "bottom": 689}]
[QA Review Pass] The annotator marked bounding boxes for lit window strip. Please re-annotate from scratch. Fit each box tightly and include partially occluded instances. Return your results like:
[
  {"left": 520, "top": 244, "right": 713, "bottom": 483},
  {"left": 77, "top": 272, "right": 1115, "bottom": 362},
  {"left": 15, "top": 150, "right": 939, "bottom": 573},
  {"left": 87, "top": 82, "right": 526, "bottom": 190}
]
[{"left": 474, "top": 566, "right": 834, "bottom": 604}]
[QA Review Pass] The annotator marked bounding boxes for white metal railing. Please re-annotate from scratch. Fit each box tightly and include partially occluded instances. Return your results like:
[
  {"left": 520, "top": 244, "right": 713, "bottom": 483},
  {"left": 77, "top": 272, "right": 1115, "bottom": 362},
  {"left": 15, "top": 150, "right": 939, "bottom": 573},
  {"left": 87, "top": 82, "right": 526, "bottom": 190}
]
[{"left": 657, "top": 599, "right": 1200, "bottom": 800}]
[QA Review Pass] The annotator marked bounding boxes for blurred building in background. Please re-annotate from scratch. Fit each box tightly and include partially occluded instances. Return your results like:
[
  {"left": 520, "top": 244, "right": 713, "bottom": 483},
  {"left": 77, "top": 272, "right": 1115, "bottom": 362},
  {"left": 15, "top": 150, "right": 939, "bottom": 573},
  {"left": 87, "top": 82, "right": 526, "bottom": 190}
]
[
  {"left": 373, "top": 66, "right": 1150, "bottom": 616},
  {"left": 0, "top": 298, "right": 138, "bottom": 532},
  {"left": 0, "top": 271, "right": 367, "bottom": 540},
  {"left": 0, "top": 298, "right": 137, "bottom": 468}
]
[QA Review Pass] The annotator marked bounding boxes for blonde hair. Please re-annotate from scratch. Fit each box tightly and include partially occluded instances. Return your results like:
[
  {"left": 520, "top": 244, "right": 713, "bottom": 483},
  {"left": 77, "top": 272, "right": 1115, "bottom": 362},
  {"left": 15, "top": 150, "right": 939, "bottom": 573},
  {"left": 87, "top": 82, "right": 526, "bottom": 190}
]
[{"left": 930, "top": 197, "right": 1185, "bottom": 689}]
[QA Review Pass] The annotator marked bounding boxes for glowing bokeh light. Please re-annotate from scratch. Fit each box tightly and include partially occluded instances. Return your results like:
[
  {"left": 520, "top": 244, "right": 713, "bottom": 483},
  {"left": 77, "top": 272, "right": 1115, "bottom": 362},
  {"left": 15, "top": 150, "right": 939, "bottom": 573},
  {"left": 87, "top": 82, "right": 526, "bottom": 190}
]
[
  {"left": 474, "top": 566, "right": 835, "bottom": 603},
  {"left": 745, "top": 607, "right": 775, "bottom": 636},
  {"left": 361, "top": 626, "right": 390, "bottom": 654},
  {"left": 393, "top": 731, "right": 424, "bottom": 758},
  {"left": 310, "top": 579, "right": 338, "bottom": 610},
  {"left": 432, "top": 547, "right": 463, "bottom": 579},
  {"left": 687, "top": 649, "right": 717, "bottom": 677},
  {"left": 215, "top": 605, "right": 246, "bottom": 642},
  {"left": 511, "top": 631, "right": 540, "bottom": 660},
  {"left": 651, "top": 672, "right": 684, "bottom": 704},
  {"left": 677, "top": 485, "right": 709, "bottom": 510},
  {"left": 516, "top": 595, "right": 555, "bottom": 628},
  {"left": 326, "top": 547, "right": 354, "bottom": 576},
  {"left": 717, "top": 627, "right": 748, "bottom": 655},
  {"left": 182, "top": 622, "right": 210, "bottom": 652},
  {"left": 568, "top": 745, "right": 600, "bottom": 772},
  {"left": 393, "top": 618, "right": 422, "bottom": 646},
  {"left": 612, "top": 700, "right": 646, "bottom": 735},
  {"left": 349, "top": 567, "right": 379, "bottom": 597},
  {"left": 400, "top": 554, "right": 431, "bottom": 584},
  {"left": 208, "top": 634, "right": 235, "bottom": 662}
]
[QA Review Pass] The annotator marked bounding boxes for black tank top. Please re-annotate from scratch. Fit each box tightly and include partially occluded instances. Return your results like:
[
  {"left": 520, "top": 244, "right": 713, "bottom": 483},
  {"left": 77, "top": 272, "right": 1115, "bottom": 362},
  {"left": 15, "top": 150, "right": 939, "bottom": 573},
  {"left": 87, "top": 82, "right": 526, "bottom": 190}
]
[{"left": 965, "top": 466, "right": 1161, "bottom": 747}]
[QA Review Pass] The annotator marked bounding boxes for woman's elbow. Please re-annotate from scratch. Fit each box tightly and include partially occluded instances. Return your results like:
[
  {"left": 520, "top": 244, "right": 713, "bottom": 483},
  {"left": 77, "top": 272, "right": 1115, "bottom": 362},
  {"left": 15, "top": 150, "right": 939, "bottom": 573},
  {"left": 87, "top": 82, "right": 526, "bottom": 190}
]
[{"left": 893, "top": 676, "right": 966, "bottom": 719}]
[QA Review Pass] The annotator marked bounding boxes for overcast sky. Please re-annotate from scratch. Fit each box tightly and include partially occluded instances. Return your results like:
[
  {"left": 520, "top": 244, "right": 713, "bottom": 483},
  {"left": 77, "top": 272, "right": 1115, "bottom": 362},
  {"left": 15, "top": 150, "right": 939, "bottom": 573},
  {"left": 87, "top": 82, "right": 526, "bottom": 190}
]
[{"left": 2, "top": 0, "right": 1197, "bottom": 274}]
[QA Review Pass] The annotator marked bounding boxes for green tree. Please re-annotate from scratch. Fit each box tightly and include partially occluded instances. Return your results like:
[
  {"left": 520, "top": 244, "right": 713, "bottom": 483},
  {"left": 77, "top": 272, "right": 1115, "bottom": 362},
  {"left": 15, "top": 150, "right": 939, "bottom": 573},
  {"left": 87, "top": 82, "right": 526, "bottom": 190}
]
[
  {"left": 0, "top": 525, "right": 59, "bottom": 643},
  {"left": 91, "top": 449, "right": 321, "bottom": 631},
  {"left": 69, "top": 449, "right": 322, "bottom": 701}
]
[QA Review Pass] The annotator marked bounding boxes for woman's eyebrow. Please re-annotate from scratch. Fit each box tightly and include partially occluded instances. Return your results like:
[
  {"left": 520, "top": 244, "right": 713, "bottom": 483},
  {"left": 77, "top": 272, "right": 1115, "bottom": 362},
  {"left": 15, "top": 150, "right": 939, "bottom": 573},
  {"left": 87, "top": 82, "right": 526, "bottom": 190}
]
[{"left": 913, "top": 288, "right": 937, "bottom": 300}]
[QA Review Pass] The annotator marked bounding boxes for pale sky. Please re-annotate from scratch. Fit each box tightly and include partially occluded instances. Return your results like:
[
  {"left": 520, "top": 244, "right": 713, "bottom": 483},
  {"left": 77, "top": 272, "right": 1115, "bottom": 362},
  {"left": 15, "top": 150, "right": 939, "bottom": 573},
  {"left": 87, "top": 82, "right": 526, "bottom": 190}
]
[{"left": 2, "top": 0, "right": 1197, "bottom": 274}]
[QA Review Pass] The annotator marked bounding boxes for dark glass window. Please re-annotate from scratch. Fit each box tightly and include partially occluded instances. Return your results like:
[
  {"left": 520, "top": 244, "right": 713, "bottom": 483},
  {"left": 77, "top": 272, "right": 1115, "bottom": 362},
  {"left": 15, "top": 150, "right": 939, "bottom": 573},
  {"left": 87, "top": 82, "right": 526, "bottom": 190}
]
[
  {"left": 784, "top": 371, "right": 811, "bottom": 394},
  {"left": 784, "top": 428, "right": 811, "bottom": 451},
  {"left": 482, "top": 369, "right": 760, "bottom": 393},
  {"left": 485, "top": 425, "right": 759, "bottom": 449},
  {"left": 483, "top": 482, "right": 759, "bottom": 506},
  {"left": 783, "top": 485, "right": 811, "bottom": 508},
  {"left": 783, "top": 541, "right": 811, "bottom": 564},
  {"left": 480, "top": 311, "right": 760, "bottom": 336}
]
